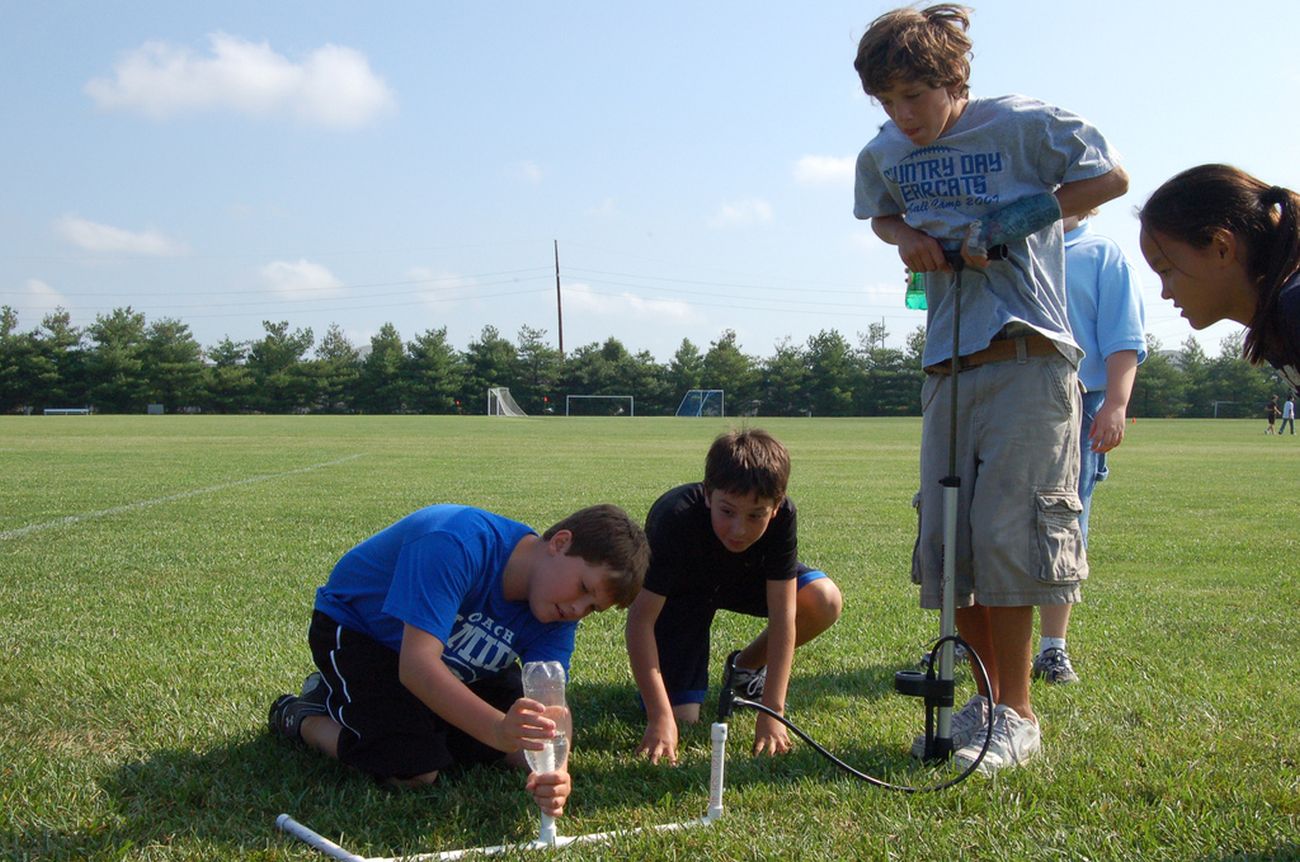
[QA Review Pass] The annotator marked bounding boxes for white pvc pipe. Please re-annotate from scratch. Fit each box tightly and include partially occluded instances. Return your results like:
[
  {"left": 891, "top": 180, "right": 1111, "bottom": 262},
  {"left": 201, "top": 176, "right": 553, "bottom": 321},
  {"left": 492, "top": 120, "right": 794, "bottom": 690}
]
[
  {"left": 278, "top": 721, "right": 731, "bottom": 861},
  {"left": 538, "top": 813, "right": 556, "bottom": 846},
  {"left": 276, "top": 814, "right": 369, "bottom": 862},
  {"left": 706, "top": 722, "right": 727, "bottom": 822}
]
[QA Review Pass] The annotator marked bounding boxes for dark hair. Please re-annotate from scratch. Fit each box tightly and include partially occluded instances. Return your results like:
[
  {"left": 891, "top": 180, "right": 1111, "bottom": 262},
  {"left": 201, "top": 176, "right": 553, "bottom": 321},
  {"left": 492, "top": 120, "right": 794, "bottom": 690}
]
[
  {"left": 543, "top": 504, "right": 649, "bottom": 608},
  {"left": 1139, "top": 164, "right": 1300, "bottom": 366},
  {"left": 703, "top": 428, "right": 790, "bottom": 503},
  {"left": 854, "top": 4, "right": 973, "bottom": 98}
]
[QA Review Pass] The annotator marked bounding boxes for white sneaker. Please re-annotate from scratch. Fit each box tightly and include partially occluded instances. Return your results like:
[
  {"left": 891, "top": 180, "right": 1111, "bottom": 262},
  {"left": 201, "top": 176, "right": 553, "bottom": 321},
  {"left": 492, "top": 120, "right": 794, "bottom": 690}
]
[
  {"left": 953, "top": 703, "right": 1041, "bottom": 774},
  {"left": 911, "top": 694, "right": 990, "bottom": 759}
]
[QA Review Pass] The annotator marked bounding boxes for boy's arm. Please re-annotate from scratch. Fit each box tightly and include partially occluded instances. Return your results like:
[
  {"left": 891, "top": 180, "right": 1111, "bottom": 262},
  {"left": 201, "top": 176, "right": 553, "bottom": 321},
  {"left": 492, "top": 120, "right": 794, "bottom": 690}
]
[
  {"left": 398, "top": 623, "right": 554, "bottom": 754},
  {"left": 871, "top": 214, "right": 950, "bottom": 273},
  {"left": 1090, "top": 350, "right": 1139, "bottom": 453},
  {"left": 1055, "top": 166, "right": 1129, "bottom": 219},
  {"left": 624, "top": 588, "right": 679, "bottom": 764},
  {"left": 753, "top": 577, "right": 797, "bottom": 756}
]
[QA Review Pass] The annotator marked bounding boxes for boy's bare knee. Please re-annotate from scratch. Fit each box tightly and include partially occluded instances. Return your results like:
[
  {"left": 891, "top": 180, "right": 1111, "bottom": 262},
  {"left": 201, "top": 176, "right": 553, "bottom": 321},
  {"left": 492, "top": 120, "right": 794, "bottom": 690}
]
[
  {"left": 673, "top": 703, "right": 701, "bottom": 724},
  {"left": 800, "top": 579, "right": 844, "bottom": 626},
  {"left": 818, "top": 580, "right": 844, "bottom": 621}
]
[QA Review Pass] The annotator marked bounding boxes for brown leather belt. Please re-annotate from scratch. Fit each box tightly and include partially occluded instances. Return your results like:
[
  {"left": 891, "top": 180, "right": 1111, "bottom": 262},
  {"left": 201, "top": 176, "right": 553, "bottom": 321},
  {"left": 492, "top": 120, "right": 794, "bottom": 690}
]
[{"left": 924, "top": 333, "right": 1059, "bottom": 376}]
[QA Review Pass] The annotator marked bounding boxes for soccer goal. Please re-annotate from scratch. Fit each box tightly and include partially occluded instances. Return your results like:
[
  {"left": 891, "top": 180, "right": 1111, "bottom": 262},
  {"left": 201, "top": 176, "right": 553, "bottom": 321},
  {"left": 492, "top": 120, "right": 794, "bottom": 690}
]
[
  {"left": 675, "top": 389, "right": 724, "bottom": 417},
  {"left": 565, "top": 394, "right": 634, "bottom": 417},
  {"left": 487, "top": 387, "right": 528, "bottom": 417}
]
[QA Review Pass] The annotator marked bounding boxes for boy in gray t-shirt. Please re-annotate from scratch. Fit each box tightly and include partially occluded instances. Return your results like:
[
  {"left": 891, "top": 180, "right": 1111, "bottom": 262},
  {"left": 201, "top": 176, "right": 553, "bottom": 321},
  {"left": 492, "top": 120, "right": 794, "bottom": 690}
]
[{"left": 852, "top": 4, "right": 1128, "bottom": 773}]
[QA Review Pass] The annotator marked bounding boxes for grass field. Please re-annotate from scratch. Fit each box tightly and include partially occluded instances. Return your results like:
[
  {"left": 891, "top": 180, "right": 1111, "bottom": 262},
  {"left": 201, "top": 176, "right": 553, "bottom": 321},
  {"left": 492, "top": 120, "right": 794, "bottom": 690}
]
[{"left": 1, "top": 415, "right": 1297, "bottom": 861}]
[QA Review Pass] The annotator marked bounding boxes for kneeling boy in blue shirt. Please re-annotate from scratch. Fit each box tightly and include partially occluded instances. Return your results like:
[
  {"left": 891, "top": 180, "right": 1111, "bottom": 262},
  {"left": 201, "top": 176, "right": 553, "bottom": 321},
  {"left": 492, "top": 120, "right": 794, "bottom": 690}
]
[{"left": 269, "top": 503, "right": 649, "bottom": 816}]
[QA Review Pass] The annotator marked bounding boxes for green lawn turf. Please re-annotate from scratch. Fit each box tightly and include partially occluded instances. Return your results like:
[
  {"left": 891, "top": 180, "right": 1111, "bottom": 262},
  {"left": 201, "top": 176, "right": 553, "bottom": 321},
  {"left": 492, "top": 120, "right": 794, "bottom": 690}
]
[{"left": 1, "top": 415, "right": 1296, "bottom": 861}]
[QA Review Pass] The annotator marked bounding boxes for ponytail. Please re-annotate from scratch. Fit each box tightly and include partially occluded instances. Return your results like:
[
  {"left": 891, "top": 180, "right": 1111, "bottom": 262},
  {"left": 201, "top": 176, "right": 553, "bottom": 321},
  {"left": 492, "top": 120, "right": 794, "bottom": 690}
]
[{"left": 1247, "top": 185, "right": 1300, "bottom": 365}]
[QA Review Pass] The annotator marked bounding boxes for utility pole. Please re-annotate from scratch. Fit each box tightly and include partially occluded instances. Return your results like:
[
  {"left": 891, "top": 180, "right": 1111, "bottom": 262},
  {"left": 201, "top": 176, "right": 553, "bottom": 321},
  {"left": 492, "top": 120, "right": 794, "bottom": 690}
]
[{"left": 554, "top": 239, "right": 564, "bottom": 357}]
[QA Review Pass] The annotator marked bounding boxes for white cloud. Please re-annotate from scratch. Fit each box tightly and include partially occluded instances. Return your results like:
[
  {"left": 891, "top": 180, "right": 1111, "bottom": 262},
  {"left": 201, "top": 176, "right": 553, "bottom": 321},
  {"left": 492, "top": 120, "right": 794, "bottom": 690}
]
[
  {"left": 515, "top": 160, "right": 543, "bottom": 184},
  {"left": 259, "top": 259, "right": 345, "bottom": 299},
  {"left": 56, "top": 215, "right": 188, "bottom": 256},
  {"left": 708, "top": 198, "right": 774, "bottom": 228},
  {"left": 562, "top": 282, "right": 698, "bottom": 323},
  {"left": 794, "top": 155, "right": 855, "bottom": 186},
  {"left": 23, "top": 278, "right": 68, "bottom": 311},
  {"left": 85, "top": 33, "right": 395, "bottom": 129}
]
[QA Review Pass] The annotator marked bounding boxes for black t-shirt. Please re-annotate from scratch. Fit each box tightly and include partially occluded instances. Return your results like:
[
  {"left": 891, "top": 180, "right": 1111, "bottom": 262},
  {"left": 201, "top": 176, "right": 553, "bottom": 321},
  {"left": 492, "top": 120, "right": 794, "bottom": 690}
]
[{"left": 642, "top": 483, "right": 797, "bottom": 599}]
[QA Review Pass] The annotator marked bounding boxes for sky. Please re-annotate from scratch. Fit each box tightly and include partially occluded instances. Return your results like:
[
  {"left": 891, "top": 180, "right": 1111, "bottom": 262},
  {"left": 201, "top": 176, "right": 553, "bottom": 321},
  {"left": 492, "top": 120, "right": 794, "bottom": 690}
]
[{"left": 4, "top": 1, "right": 1299, "bottom": 364}]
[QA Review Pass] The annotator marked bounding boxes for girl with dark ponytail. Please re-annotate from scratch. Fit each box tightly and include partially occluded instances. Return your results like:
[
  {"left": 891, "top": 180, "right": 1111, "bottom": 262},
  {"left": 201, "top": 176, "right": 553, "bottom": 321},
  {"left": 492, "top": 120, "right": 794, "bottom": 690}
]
[{"left": 1138, "top": 164, "right": 1300, "bottom": 389}]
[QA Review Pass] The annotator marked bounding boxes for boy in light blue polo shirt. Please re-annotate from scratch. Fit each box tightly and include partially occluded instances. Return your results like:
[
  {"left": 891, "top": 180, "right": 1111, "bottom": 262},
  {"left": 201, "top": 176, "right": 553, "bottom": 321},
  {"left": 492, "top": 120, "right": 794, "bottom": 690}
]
[{"left": 1034, "top": 213, "right": 1147, "bottom": 684}]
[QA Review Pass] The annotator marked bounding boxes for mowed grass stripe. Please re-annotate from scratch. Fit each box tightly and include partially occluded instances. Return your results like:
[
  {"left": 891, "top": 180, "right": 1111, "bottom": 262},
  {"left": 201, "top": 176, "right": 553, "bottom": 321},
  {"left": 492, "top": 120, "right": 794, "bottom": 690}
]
[{"left": 0, "top": 453, "right": 365, "bottom": 541}]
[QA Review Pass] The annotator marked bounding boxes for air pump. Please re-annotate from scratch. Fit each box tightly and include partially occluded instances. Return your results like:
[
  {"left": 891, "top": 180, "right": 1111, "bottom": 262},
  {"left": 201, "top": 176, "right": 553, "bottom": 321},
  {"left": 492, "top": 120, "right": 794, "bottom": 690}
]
[{"left": 892, "top": 241, "right": 1006, "bottom": 763}]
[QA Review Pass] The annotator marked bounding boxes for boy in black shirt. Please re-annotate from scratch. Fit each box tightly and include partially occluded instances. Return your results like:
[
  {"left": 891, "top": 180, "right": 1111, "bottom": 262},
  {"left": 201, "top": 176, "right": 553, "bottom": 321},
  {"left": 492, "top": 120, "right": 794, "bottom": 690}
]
[{"left": 625, "top": 429, "right": 842, "bottom": 763}]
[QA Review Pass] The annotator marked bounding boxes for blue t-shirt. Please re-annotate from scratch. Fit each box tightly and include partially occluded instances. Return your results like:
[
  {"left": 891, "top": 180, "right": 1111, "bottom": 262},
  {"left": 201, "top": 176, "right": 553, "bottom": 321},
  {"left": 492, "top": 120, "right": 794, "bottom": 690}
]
[
  {"left": 314, "top": 505, "right": 577, "bottom": 683},
  {"left": 1063, "top": 221, "right": 1147, "bottom": 392}
]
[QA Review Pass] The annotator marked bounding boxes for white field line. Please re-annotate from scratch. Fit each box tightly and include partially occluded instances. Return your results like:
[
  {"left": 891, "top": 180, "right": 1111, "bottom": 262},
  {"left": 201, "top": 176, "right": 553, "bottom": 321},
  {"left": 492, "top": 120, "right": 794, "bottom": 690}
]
[{"left": 0, "top": 454, "right": 364, "bottom": 541}]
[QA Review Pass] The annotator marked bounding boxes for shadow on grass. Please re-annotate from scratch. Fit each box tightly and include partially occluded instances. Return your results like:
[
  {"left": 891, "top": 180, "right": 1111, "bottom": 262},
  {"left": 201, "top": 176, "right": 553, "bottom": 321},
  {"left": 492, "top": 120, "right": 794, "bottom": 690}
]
[
  {"left": 1198, "top": 850, "right": 1300, "bottom": 862},
  {"left": 17, "top": 733, "right": 558, "bottom": 859},
  {"left": 19, "top": 664, "right": 929, "bottom": 859},
  {"left": 566, "top": 672, "right": 944, "bottom": 797}
]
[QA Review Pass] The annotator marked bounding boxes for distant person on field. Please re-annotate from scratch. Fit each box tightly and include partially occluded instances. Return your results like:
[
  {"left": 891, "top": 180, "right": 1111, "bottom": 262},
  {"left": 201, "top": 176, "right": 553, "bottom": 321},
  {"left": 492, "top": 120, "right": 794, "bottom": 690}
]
[
  {"left": 625, "top": 428, "right": 842, "bottom": 764},
  {"left": 853, "top": 4, "right": 1127, "bottom": 772},
  {"left": 1139, "top": 165, "right": 1300, "bottom": 400},
  {"left": 1267, "top": 395, "right": 1280, "bottom": 434},
  {"left": 1281, "top": 397, "right": 1295, "bottom": 435},
  {"left": 1034, "top": 211, "right": 1147, "bottom": 685},
  {"left": 268, "top": 503, "right": 649, "bottom": 817}
]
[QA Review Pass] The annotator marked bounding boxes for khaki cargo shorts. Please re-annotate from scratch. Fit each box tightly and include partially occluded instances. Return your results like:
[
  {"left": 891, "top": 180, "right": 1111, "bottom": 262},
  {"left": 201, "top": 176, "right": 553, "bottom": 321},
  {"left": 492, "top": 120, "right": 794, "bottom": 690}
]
[{"left": 912, "top": 350, "right": 1088, "bottom": 608}]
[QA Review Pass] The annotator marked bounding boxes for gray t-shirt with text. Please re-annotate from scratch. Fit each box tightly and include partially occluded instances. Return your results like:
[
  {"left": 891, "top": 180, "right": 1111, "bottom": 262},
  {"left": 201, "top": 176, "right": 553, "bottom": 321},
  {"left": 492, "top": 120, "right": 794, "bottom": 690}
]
[{"left": 855, "top": 94, "right": 1120, "bottom": 366}]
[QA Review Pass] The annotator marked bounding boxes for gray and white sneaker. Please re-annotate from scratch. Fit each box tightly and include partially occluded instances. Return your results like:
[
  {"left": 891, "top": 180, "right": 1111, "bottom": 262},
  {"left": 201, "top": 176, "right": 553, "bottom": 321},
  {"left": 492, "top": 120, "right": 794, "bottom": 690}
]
[
  {"left": 1032, "top": 647, "right": 1079, "bottom": 684},
  {"left": 268, "top": 672, "right": 329, "bottom": 743},
  {"left": 911, "top": 693, "right": 990, "bottom": 759},
  {"left": 722, "top": 650, "right": 767, "bottom": 699},
  {"left": 953, "top": 703, "right": 1041, "bottom": 774}
]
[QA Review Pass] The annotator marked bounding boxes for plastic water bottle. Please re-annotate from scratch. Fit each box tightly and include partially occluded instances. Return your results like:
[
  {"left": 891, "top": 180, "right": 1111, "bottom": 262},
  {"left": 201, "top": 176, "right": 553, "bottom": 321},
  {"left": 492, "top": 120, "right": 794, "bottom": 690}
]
[
  {"left": 905, "top": 270, "right": 927, "bottom": 310},
  {"left": 522, "top": 661, "right": 571, "bottom": 844},
  {"left": 521, "top": 661, "right": 571, "bottom": 775}
]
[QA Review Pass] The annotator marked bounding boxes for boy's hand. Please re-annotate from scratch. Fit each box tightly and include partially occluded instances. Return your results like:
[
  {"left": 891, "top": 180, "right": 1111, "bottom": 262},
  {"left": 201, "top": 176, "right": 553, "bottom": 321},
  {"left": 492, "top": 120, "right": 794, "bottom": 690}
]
[
  {"left": 634, "top": 715, "right": 678, "bottom": 765},
  {"left": 895, "top": 225, "right": 950, "bottom": 273},
  {"left": 525, "top": 769, "right": 571, "bottom": 818},
  {"left": 497, "top": 697, "right": 555, "bottom": 753},
  {"left": 1089, "top": 400, "right": 1128, "bottom": 453},
  {"left": 752, "top": 713, "right": 791, "bottom": 756}
]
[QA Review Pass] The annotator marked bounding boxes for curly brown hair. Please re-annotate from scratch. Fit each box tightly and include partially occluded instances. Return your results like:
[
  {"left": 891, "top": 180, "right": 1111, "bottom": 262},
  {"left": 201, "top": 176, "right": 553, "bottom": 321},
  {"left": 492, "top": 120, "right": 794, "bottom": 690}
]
[{"left": 854, "top": 4, "right": 973, "bottom": 98}]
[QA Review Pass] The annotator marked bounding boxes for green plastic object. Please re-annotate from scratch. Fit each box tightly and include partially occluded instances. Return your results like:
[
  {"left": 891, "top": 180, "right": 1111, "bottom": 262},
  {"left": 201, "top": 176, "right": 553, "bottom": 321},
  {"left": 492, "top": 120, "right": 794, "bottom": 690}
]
[{"left": 905, "top": 270, "right": 927, "bottom": 310}]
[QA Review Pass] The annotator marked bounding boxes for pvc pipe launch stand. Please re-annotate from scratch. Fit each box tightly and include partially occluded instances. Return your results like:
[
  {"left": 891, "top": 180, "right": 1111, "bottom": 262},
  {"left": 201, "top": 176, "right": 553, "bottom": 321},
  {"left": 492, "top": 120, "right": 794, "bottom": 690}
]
[{"left": 276, "top": 722, "right": 729, "bottom": 861}]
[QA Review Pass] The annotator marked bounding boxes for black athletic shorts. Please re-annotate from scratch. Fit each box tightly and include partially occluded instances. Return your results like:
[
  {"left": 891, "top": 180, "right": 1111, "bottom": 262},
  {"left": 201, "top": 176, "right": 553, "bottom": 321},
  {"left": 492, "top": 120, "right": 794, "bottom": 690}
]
[
  {"left": 652, "top": 563, "right": 826, "bottom": 706},
  {"left": 308, "top": 610, "right": 522, "bottom": 780}
]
